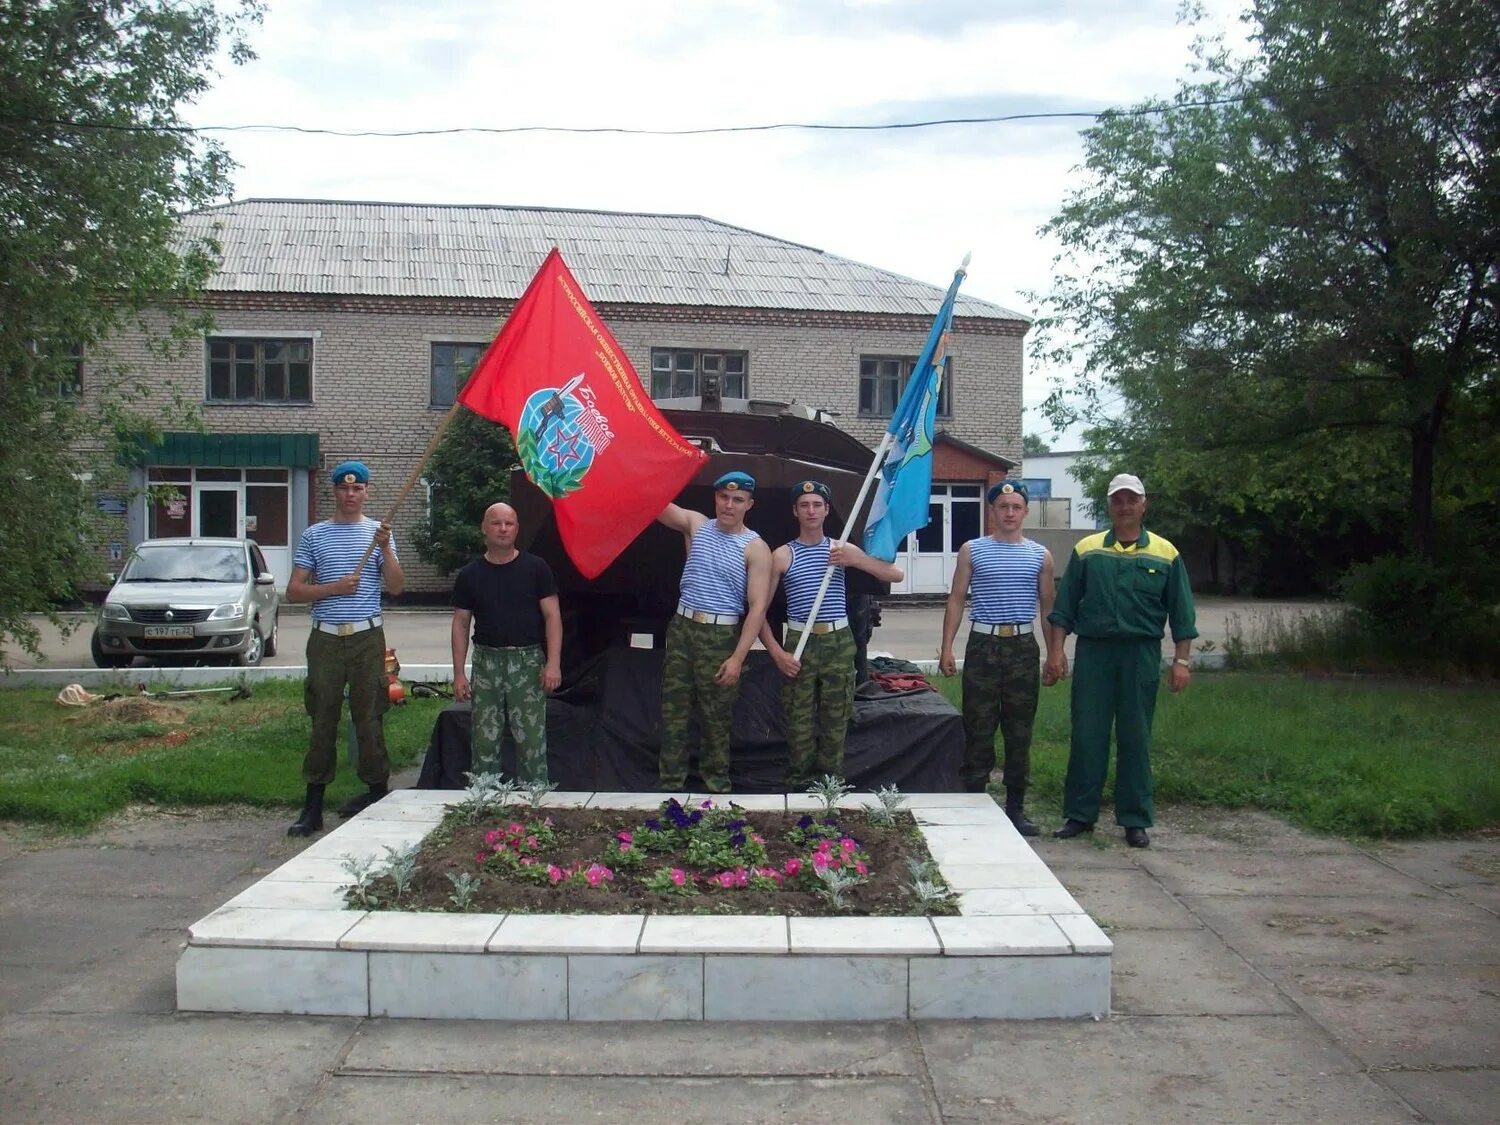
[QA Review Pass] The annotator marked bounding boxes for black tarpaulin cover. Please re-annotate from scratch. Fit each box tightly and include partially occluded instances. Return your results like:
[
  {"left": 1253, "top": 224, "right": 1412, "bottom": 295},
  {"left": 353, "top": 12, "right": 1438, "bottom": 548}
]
[{"left": 416, "top": 646, "right": 962, "bottom": 793}]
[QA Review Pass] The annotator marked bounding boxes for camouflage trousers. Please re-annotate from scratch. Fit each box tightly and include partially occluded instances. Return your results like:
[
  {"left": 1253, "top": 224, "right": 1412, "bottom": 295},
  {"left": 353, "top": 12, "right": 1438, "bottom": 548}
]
[
  {"left": 302, "top": 626, "right": 390, "bottom": 787},
  {"left": 471, "top": 644, "right": 549, "bottom": 783},
  {"left": 960, "top": 630, "right": 1040, "bottom": 793},
  {"left": 659, "top": 614, "right": 739, "bottom": 792},
  {"left": 781, "top": 626, "right": 856, "bottom": 787}
]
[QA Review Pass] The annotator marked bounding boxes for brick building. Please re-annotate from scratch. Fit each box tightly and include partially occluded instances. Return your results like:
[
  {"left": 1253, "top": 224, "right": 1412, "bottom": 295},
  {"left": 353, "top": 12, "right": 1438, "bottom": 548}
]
[{"left": 93, "top": 200, "right": 1028, "bottom": 594}]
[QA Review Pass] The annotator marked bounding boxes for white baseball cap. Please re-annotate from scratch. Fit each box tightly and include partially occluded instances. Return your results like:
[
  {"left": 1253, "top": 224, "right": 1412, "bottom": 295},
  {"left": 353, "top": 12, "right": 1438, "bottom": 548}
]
[{"left": 1107, "top": 473, "right": 1146, "bottom": 496}]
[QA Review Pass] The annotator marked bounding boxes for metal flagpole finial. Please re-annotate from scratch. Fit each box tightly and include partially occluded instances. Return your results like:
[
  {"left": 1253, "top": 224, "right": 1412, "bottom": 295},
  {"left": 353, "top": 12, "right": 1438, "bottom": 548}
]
[{"left": 959, "top": 251, "right": 972, "bottom": 273}]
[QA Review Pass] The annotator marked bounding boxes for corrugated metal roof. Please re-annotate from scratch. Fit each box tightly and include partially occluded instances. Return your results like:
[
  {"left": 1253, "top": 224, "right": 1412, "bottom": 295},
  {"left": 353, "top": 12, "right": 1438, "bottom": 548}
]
[{"left": 177, "top": 200, "right": 1029, "bottom": 322}]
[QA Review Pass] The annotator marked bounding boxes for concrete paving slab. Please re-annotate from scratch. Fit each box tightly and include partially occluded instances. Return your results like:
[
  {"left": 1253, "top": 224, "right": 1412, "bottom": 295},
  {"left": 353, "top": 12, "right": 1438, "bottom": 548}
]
[
  {"left": 1380, "top": 1067, "right": 1500, "bottom": 1125},
  {"left": 14, "top": 927, "right": 182, "bottom": 1015},
  {"left": 1110, "top": 929, "right": 1292, "bottom": 1016},
  {"left": 1056, "top": 867, "right": 1204, "bottom": 931},
  {"left": 1140, "top": 848, "right": 1437, "bottom": 899},
  {"left": 916, "top": 1015, "right": 1414, "bottom": 1123},
  {"left": 1029, "top": 837, "right": 1142, "bottom": 870},
  {"left": 0, "top": 1012, "right": 358, "bottom": 1124},
  {"left": 1268, "top": 961, "right": 1500, "bottom": 1070},
  {"left": 305, "top": 1073, "right": 936, "bottom": 1124},
  {"left": 0, "top": 894, "right": 184, "bottom": 969},
  {"left": 1366, "top": 839, "right": 1500, "bottom": 914},
  {"left": 343, "top": 1019, "right": 920, "bottom": 1076},
  {"left": 1145, "top": 807, "right": 1351, "bottom": 855},
  {"left": 1182, "top": 892, "right": 1500, "bottom": 967}
]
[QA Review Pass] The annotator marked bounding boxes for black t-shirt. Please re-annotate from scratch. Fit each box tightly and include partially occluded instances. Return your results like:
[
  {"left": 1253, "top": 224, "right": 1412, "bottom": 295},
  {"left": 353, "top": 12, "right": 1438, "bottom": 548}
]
[{"left": 452, "top": 552, "right": 558, "bottom": 648}]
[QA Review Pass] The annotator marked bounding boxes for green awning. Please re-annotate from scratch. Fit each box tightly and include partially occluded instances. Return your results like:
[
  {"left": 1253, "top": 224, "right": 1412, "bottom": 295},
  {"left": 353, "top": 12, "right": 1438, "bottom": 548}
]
[{"left": 124, "top": 431, "right": 321, "bottom": 468}]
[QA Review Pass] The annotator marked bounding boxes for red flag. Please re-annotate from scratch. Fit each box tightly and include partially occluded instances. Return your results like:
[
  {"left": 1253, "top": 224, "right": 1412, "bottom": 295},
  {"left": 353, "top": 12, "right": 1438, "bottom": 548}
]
[{"left": 459, "top": 248, "right": 707, "bottom": 579}]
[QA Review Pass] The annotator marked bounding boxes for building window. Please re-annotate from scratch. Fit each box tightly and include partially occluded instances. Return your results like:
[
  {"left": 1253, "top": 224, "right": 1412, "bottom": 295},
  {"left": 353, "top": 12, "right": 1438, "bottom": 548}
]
[
  {"left": 649, "top": 349, "right": 747, "bottom": 400},
  {"left": 206, "top": 337, "right": 312, "bottom": 403},
  {"left": 858, "top": 355, "right": 952, "bottom": 419},
  {"left": 431, "top": 342, "right": 486, "bottom": 408},
  {"left": 22, "top": 340, "right": 82, "bottom": 396}
]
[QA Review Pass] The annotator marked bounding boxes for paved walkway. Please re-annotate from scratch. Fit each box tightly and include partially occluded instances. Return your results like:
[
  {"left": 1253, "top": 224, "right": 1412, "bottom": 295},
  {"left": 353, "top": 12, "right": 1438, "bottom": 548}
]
[{"left": 1, "top": 798, "right": 1494, "bottom": 1123}]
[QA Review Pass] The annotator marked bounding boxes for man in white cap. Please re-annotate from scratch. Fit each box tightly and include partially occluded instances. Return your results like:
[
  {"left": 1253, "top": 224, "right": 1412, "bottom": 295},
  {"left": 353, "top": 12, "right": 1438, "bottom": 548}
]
[{"left": 1044, "top": 473, "right": 1196, "bottom": 848}]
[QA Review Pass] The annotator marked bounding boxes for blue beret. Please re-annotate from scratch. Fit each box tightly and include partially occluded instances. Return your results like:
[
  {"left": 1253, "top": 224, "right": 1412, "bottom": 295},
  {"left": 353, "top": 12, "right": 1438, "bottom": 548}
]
[
  {"left": 792, "top": 480, "right": 831, "bottom": 503},
  {"left": 987, "top": 479, "right": 1028, "bottom": 503},
  {"left": 330, "top": 460, "right": 370, "bottom": 486},
  {"left": 714, "top": 471, "right": 756, "bottom": 494}
]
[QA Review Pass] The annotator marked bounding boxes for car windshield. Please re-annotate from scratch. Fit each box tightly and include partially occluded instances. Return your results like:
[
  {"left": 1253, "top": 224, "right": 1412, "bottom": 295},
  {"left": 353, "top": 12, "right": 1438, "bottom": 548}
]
[{"left": 121, "top": 545, "right": 247, "bottom": 583}]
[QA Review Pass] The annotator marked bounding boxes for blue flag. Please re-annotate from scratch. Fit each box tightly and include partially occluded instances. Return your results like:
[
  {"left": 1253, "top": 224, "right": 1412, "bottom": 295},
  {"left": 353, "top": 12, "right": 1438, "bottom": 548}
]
[{"left": 862, "top": 269, "right": 964, "bottom": 562}]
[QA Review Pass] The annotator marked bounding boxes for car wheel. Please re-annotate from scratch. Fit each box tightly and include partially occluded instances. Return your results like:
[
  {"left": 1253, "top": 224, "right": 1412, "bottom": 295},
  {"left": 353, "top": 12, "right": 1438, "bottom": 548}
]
[
  {"left": 262, "top": 612, "right": 279, "bottom": 658},
  {"left": 237, "top": 626, "right": 264, "bottom": 668},
  {"left": 90, "top": 629, "right": 130, "bottom": 669}
]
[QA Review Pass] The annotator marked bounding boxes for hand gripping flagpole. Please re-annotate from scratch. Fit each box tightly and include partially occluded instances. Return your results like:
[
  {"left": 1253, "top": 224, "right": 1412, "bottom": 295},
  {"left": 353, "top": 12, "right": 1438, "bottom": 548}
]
[{"left": 790, "top": 253, "right": 969, "bottom": 662}]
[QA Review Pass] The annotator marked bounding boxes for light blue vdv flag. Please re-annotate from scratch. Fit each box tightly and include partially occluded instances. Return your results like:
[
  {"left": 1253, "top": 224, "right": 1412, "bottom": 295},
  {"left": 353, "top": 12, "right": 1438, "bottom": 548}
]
[{"left": 861, "top": 268, "right": 965, "bottom": 562}]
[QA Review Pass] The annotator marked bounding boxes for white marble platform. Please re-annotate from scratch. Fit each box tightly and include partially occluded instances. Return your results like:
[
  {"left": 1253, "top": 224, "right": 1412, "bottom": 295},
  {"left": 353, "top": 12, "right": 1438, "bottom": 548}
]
[{"left": 177, "top": 790, "right": 1110, "bottom": 1020}]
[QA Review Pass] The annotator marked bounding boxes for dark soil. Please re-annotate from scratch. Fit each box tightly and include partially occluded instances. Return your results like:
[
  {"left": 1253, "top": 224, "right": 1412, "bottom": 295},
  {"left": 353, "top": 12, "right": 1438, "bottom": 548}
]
[{"left": 353, "top": 804, "right": 958, "bottom": 917}]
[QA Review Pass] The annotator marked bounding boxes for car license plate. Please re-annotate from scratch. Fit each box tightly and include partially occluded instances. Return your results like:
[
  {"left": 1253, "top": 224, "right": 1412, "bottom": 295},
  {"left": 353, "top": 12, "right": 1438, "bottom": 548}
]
[{"left": 143, "top": 625, "right": 195, "bottom": 639}]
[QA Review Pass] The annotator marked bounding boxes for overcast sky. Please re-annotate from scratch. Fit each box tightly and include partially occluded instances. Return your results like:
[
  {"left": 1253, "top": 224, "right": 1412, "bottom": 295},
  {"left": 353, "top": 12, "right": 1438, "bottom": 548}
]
[{"left": 189, "top": 0, "right": 1248, "bottom": 445}]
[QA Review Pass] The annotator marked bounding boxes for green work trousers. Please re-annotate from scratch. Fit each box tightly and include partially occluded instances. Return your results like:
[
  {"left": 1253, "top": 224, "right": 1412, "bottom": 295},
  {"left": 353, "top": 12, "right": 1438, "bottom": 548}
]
[
  {"left": 1064, "top": 636, "right": 1160, "bottom": 828},
  {"left": 470, "top": 643, "right": 549, "bottom": 783},
  {"left": 659, "top": 614, "right": 739, "bottom": 792},
  {"left": 302, "top": 626, "right": 390, "bottom": 788},
  {"left": 960, "top": 631, "right": 1040, "bottom": 793},
  {"left": 782, "top": 626, "right": 857, "bottom": 788}
]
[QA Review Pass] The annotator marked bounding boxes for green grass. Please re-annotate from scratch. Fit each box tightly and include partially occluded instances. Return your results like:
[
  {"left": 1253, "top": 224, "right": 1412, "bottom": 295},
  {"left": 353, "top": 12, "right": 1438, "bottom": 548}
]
[
  {"left": 935, "top": 671, "right": 1500, "bottom": 839},
  {"left": 0, "top": 680, "right": 445, "bottom": 831}
]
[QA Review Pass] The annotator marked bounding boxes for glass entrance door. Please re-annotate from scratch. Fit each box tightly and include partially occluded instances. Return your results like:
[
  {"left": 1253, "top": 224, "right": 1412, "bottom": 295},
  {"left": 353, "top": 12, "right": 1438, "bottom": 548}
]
[{"left": 195, "top": 487, "right": 241, "bottom": 538}]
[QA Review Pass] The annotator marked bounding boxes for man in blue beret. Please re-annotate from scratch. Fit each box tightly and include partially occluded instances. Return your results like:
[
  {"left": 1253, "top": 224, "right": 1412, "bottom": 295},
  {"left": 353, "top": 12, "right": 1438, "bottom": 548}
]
[
  {"left": 285, "top": 460, "right": 406, "bottom": 836},
  {"left": 655, "top": 471, "right": 773, "bottom": 792},
  {"left": 940, "top": 479, "right": 1058, "bottom": 834},
  {"left": 760, "top": 480, "right": 903, "bottom": 787}
]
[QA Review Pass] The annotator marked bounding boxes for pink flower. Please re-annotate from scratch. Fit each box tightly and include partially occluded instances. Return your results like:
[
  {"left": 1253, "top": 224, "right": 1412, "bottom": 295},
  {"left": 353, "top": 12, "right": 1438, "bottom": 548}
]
[
  {"left": 519, "top": 856, "right": 535, "bottom": 866},
  {"left": 855, "top": 860, "right": 869, "bottom": 875},
  {"left": 585, "top": 863, "right": 613, "bottom": 886},
  {"left": 484, "top": 829, "right": 501, "bottom": 846},
  {"left": 616, "top": 830, "right": 633, "bottom": 845},
  {"left": 669, "top": 868, "right": 687, "bottom": 887},
  {"left": 547, "top": 864, "right": 565, "bottom": 883},
  {"left": 751, "top": 833, "right": 765, "bottom": 844},
  {"left": 525, "top": 835, "right": 538, "bottom": 849},
  {"left": 474, "top": 851, "right": 487, "bottom": 863},
  {"left": 840, "top": 838, "right": 857, "bottom": 852},
  {"left": 812, "top": 851, "right": 831, "bottom": 870},
  {"left": 782, "top": 858, "right": 802, "bottom": 877},
  {"left": 507, "top": 822, "right": 524, "bottom": 835},
  {"left": 713, "top": 871, "right": 735, "bottom": 888}
]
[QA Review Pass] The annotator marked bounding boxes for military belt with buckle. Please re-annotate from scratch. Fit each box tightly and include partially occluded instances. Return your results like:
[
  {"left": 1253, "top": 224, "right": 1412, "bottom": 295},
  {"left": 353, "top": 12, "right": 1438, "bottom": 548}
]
[
  {"left": 314, "top": 615, "right": 383, "bottom": 637},
  {"left": 787, "top": 618, "right": 849, "bottom": 635},
  {"left": 971, "top": 621, "right": 1033, "bottom": 637},
  {"left": 676, "top": 604, "right": 741, "bottom": 627}
]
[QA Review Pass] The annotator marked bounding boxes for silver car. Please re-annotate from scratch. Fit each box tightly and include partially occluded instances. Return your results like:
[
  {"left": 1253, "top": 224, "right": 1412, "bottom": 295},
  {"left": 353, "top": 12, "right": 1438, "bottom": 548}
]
[{"left": 92, "top": 538, "right": 281, "bottom": 668}]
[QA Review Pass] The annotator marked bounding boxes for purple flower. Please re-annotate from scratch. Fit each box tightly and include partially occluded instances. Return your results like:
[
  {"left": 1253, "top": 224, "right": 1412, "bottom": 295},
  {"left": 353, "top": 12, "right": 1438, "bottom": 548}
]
[
  {"left": 644, "top": 818, "right": 661, "bottom": 831},
  {"left": 796, "top": 815, "right": 813, "bottom": 829},
  {"left": 729, "top": 832, "right": 747, "bottom": 848}
]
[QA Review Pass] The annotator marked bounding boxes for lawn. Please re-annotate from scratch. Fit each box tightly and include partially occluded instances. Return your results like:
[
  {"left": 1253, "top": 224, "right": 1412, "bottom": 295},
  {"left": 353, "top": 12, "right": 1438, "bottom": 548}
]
[
  {"left": 936, "top": 672, "right": 1500, "bottom": 838},
  {"left": 3, "top": 672, "right": 1495, "bottom": 838},
  {"left": 0, "top": 680, "right": 445, "bottom": 830}
]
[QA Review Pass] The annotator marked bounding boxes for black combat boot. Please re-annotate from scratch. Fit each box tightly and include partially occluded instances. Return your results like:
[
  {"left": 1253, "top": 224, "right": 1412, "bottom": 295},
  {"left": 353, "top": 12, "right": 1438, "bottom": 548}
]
[
  {"left": 287, "top": 784, "right": 325, "bottom": 837},
  {"left": 338, "top": 783, "right": 390, "bottom": 819},
  {"left": 1004, "top": 788, "right": 1040, "bottom": 837}
]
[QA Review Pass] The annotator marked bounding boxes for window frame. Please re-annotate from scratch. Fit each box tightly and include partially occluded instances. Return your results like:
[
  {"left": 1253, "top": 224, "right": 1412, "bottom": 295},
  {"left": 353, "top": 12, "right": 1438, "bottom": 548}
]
[
  {"left": 204, "top": 336, "right": 314, "bottom": 405},
  {"left": 648, "top": 348, "right": 748, "bottom": 401},
  {"left": 857, "top": 354, "right": 953, "bottom": 420},
  {"left": 429, "top": 341, "right": 488, "bottom": 409}
]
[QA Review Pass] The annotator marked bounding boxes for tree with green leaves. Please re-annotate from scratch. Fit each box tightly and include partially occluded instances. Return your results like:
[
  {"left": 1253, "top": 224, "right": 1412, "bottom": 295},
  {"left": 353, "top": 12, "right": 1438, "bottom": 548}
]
[
  {"left": 412, "top": 400, "right": 519, "bottom": 575},
  {"left": 1039, "top": 0, "right": 1498, "bottom": 564},
  {"left": 1021, "top": 432, "right": 1052, "bottom": 456},
  {"left": 0, "top": 0, "right": 263, "bottom": 665}
]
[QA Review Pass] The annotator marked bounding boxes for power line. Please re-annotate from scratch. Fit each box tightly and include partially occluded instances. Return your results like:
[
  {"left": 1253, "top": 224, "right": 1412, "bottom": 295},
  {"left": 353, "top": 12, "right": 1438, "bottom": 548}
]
[{"left": 4, "top": 94, "right": 1259, "bottom": 140}]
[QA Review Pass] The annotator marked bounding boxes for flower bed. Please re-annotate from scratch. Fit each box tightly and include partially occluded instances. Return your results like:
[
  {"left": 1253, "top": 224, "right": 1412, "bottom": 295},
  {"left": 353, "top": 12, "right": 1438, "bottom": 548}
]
[{"left": 345, "top": 795, "right": 959, "bottom": 917}]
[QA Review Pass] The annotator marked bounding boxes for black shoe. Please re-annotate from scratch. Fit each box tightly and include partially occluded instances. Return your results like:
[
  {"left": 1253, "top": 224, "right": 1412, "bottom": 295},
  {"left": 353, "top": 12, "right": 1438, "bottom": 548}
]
[
  {"left": 1053, "top": 818, "right": 1094, "bottom": 840},
  {"left": 287, "top": 784, "right": 325, "bottom": 837},
  {"left": 338, "top": 784, "right": 389, "bottom": 819},
  {"left": 1004, "top": 790, "right": 1040, "bottom": 837},
  {"left": 1124, "top": 827, "right": 1150, "bottom": 848}
]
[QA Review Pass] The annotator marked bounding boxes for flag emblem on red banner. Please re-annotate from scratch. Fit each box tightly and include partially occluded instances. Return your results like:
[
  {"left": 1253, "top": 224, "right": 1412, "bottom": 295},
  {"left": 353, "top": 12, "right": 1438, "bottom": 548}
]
[{"left": 459, "top": 249, "right": 707, "bottom": 578}]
